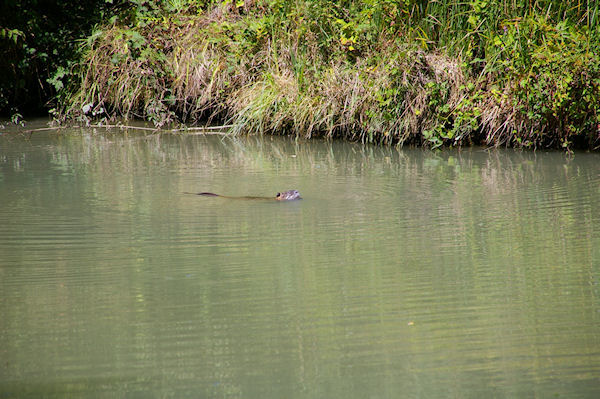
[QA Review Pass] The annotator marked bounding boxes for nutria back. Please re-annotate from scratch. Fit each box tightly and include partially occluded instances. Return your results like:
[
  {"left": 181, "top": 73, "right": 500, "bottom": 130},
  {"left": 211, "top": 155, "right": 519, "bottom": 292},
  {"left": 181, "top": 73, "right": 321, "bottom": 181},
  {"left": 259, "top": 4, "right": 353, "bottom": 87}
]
[{"left": 192, "top": 190, "right": 301, "bottom": 201}]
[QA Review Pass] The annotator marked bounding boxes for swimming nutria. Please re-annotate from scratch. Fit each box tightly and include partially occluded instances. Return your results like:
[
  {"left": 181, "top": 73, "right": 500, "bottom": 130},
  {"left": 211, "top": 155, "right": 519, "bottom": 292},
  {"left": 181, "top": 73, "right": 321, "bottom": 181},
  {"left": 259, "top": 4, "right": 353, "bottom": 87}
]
[{"left": 189, "top": 190, "right": 301, "bottom": 201}]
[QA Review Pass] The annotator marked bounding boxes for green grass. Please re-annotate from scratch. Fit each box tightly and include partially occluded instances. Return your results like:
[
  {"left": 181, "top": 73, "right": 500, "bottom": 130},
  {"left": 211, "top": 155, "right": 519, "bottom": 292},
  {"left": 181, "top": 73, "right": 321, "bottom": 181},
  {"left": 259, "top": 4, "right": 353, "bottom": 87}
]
[{"left": 56, "top": 0, "right": 600, "bottom": 149}]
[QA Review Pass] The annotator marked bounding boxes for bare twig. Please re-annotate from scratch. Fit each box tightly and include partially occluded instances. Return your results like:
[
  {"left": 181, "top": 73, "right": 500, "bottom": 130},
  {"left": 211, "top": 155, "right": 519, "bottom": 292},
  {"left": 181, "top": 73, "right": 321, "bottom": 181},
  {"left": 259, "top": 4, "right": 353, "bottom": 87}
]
[{"left": 16, "top": 123, "right": 237, "bottom": 135}]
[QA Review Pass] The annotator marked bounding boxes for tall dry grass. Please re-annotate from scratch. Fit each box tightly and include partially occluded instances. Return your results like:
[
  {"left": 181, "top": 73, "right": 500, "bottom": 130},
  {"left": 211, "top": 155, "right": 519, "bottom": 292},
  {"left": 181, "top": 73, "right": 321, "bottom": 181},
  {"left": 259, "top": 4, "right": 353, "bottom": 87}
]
[{"left": 59, "top": 0, "right": 600, "bottom": 148}]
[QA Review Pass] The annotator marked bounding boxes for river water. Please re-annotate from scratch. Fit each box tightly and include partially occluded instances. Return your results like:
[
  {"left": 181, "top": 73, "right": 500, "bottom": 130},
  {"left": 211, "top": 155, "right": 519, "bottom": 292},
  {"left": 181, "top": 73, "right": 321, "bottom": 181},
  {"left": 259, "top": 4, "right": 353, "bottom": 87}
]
[{"left": 1, "top": 121, "right": 599, "bottom": 398}]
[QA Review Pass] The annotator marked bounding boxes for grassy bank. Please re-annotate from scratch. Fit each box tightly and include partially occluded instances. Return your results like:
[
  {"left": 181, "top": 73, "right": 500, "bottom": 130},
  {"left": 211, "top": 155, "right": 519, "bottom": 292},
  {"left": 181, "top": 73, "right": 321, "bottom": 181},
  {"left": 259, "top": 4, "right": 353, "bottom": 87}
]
[{"left": 56, "top": 0, "right": 600, "bottom": 149}]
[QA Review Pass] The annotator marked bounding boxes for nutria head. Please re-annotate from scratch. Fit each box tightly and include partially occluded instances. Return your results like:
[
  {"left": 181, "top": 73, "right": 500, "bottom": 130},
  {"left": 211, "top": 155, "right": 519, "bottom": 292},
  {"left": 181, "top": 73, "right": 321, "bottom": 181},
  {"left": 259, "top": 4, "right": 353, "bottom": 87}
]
[{"left": 276, "top": 190, "right": 301, "bottom": 201}]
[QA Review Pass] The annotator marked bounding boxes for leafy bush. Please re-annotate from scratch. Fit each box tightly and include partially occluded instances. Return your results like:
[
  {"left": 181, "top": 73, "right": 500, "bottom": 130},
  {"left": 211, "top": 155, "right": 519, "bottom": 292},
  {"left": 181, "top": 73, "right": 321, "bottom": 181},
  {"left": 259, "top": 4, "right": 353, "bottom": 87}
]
[{"left": 487, "top": 17, "right": 600, "bottom": 147}]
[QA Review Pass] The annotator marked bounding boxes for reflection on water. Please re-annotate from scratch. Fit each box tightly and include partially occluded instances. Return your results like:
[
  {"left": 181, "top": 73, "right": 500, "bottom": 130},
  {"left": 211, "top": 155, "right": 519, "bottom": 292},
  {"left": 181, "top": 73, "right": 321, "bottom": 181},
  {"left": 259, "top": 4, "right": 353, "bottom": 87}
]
[{"left": 1, "top": 122, "right": 600, "bottom": 398}]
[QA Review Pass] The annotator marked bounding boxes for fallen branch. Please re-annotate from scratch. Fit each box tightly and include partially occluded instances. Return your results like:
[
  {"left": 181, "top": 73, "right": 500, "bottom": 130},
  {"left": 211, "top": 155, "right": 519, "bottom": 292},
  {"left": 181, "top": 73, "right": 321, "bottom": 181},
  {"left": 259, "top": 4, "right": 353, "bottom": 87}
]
[{"left": 14, "top": 123, "right": 236, "bottom": 135}]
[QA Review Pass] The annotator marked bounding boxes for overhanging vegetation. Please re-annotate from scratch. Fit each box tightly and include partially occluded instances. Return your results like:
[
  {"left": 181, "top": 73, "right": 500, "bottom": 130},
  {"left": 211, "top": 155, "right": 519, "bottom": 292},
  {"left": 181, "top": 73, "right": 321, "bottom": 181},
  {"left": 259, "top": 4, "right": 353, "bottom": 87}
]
[{"left": 5, "top": 1, "right": 600, "bottom": 149}]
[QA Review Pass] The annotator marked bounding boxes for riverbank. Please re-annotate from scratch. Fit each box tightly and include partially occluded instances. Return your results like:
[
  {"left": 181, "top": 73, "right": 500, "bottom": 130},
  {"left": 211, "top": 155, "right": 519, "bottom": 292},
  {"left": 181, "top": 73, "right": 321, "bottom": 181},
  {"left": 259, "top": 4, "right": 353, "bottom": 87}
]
[{"left": 52, "top": 1, "right": 600, "bottom": 149}]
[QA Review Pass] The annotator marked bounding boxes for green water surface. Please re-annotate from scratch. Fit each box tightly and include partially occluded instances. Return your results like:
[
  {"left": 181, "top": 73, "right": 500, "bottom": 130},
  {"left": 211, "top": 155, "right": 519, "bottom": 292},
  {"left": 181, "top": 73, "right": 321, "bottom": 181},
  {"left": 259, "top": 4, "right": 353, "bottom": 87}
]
[{"left": 1, "top": 122, "right": 599, "bottom": 398}]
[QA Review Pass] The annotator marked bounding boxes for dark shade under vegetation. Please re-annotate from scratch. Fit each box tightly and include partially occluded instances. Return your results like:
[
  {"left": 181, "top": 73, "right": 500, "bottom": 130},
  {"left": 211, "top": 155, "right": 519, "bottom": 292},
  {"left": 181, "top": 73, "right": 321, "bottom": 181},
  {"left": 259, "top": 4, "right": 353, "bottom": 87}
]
[
  {"left": 0, "top": 0, "right": 125, "bottom": 118},
  {"left": 3, "top": 0, "right": 600, "bottom": 149}
]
